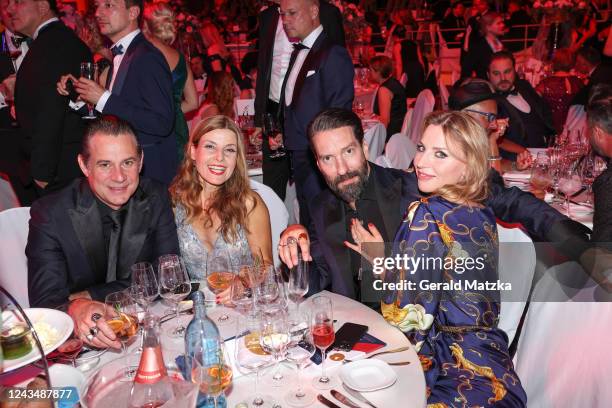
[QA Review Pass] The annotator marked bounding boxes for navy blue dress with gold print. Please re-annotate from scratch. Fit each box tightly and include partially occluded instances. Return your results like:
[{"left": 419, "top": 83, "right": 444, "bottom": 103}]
[{"left": 381, "top": 196, "right": 527, "bottom": 407}]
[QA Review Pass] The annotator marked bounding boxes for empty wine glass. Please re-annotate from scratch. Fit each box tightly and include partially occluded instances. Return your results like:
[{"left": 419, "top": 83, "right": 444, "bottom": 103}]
[
  {"left": 288, "top": 251, "right": 309, "bottom": 313},
  {"left": 158, "top": 254, "right": 191, "bottom": 337},
  {"left": 80, "top": 62, "right": 98, "bottom": 119},
  {"left": 310, "top": 296, "right": 335, "bottom": 390},
  {"left": 530, "top": 153, "right": 553, "bottom": 192},
  {"left": 558, "top": 167, "right": 583, "bottom": 218},
  {"left": 254, "top": 264, "right": 281, "bottom": 315},
  {"left": 260, "top": 313, "right": 291, "bottom": 387},
  {"left": 284, "top": 324, "right": 316, "bottom": 407},
  {"left": 130, "top": 262, "right": 159, "bottom": 312}
]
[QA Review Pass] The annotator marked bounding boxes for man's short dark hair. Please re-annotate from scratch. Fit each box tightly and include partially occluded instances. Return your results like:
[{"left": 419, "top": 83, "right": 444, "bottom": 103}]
[
  {"left": 577, "top": 46, "right": 601, "bottom": 67},
  {"left": 308, "top": 108, "right": 365, "bottom": 145},
  {"left": 587, "top": 84, "right": 612, "bottom": 134},
  {"left": 489, "top": 51, "right": 516, "bottom": 69},
  {"left": 81, "top": 115, "right": 142, "bottom": 164},
  {"left": 44, "top": 0, "right": 59, "bottom": 14}
]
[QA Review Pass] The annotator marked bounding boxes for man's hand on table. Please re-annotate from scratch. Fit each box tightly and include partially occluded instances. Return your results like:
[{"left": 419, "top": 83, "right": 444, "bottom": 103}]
[
  {"left": 68, "top": 299, "right": 121, "bottom": 349},
  {"left": 278, "top": 224, "right": 312, "bottom": 268}
]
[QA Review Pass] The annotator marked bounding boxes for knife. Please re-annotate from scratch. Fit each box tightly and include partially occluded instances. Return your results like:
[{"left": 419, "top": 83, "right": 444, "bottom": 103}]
[
  {"left": 330, "top": 389, "right": 361, "bottom": 408},
  {"left": 342, "top": 383, "right": 379, "bottom": 408},
  {"left": 318, "top": 394, "right": 342, "bottom": 408}
]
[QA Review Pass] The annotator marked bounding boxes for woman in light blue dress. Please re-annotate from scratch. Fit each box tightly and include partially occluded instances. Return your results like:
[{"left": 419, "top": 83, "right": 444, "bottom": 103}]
[{"left": 169, "top": 115, "right": 273, "bottom": 301}]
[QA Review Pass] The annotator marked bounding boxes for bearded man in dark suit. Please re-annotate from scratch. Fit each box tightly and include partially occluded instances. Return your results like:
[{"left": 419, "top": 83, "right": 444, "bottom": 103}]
[
  {"left": 6, "top": 0, "right": 91, "bottom": 197},
  {"left": 27, "top": 116, "right": 179, "bottom": 311}
]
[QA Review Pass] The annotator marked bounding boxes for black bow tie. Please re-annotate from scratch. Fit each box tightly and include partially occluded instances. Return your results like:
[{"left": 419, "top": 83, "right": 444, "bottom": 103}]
[
  {"left": 111, "top": 44, "right": 124, "bottom": 57},
  {"left": 11, "top": 35, "right": 32, "bottom": 48},
  {"left": 500, "top": 87, "right": 519, "bottom": 97}
]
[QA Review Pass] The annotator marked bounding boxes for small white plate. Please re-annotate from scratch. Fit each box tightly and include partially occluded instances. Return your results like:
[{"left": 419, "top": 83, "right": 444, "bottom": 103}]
[{"left": 339, "top": 359, "right": 398, "bottom": 392}]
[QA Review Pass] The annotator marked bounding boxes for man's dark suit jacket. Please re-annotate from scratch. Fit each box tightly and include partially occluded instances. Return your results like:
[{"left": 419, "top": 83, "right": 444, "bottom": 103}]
[
  {"left": 254, "top": 2, "right": 345, "bottom": 126},
  {"left": 571, "top": 63, "right": 612, "bottom": 106},
  {"left": 460, "top": 36, "right": 495, "bottom": 80},
  {"left": 592, "top": 165, "right": 612, "bottom": 245},
  {"left": 309, "top": 163, "right": 592, "bottom": 299},
  {"left": 0, "top": 39, "right": 14, "bottom": 129},
  {"left": 26, "top": 178, "right": 180, "bottom": 308},
  {"left": 102, "top": 33, "right": 176, "bottom": 184},
  {"left": 14, "top": 21, "right": 91, "bottom": 191},
  {"left": 283, "top": 31, "right": 354, "bottom": 150}
]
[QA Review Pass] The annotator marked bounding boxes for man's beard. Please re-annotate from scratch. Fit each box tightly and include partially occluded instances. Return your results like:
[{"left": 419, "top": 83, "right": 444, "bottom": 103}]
[
  {"left": 327, "top": 164, "right": 369, "bottom": 204},
  {"left": 496, "top": 80, "right": 514, "bottom": 94}
]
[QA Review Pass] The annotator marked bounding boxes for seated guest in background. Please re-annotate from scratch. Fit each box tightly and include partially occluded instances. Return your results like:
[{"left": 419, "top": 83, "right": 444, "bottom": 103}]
[
  {"left": 370, "top": 55, "right": 407, "bottom": 140},
  {"left": 142, "top": 1, "right": 198, "bottom": 162},
  {"left": 348, "top": 111, "right": 527, "bottom": 407},
  {"left": 277, "top": 108, "right": 591, "bottom": 300},
  {"left": 586, "top": 84, "right": 612, "bottom": 245},
  {"left": 196, "top": 71, "right": 236, "bottom": 121},
  {"left": 487, "top": 51, "right": 555, "bottom": 159},
  {"left": 27, "top": 116, "right": 179, "bottom": 309},
  {"left": 573, "top": 46, "right": 612, "bottom": 106},
  {"left": 392, "top": 25, "right": 426, "bottom": 98},
  {"left": 535, "top": 49, "right": 584, "bottom": 134},
  {"left": 461, "top": 12, "right": 506, "bottom": 80},
  {"left": 169, "top": 115, "right": 272, "bottom": 298}
]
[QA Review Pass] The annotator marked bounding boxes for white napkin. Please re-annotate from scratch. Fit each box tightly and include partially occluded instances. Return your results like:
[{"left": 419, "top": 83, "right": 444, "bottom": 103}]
[{"left": 503, "top": 170, "right": 531, "bottom": 181}]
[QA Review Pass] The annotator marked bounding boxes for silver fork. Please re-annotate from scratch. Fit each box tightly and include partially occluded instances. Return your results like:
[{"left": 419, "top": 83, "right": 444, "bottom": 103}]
[{"left": 343, "top": 345, "right": 411, "bottom": 363}]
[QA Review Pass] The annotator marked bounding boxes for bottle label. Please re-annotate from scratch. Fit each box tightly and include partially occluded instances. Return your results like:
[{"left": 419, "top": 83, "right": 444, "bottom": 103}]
[{"left": 135, "top": 347, "right": 168, "bottom": 384}]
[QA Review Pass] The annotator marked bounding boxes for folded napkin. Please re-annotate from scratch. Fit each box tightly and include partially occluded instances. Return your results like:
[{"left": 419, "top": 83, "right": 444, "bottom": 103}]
[{"left": 503, "top": 170, "right": 531, "bottom": 181}]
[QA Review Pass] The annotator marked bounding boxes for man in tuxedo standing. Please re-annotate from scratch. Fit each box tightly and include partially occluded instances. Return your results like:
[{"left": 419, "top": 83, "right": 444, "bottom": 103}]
[
  {"left": 27, "top": 116, "right": 179, "bottom": 314},
  {"left": 59, "top": 0, "right": 175, "bottom": 185},
  {"left": 279, "top": 0, "right": 354, "bottom": 225},
  {"left": 6, "top": 0, "right": 90, "bottom": 199},
  {"left": 254, "top": 0, "right": 345, "bottom": 201}
]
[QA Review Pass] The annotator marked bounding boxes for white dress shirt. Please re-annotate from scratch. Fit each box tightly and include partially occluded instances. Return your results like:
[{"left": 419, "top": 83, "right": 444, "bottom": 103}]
[
  {"left": 269, "top": 15, "right": 293, "bottom": 103},
  {"left": 4, "top": 28, "right": 29, "bottom": 71},
  {"left": 507, "top": 91, "right": 531, "bottom": 114},
  {"left": 96, "top": 29, "right": 141, "bottom": 112},
  {"left": 284, "top": 25, "right": 323, "bottom": 106}
]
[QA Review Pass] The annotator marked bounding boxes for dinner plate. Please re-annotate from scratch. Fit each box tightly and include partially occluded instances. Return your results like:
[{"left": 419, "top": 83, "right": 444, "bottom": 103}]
[
  {"left": 1, "top": 308, "right": 74, "bottom": 372},
  {"left": 339, "top": 359, "right": 398, "bottom": 392}
]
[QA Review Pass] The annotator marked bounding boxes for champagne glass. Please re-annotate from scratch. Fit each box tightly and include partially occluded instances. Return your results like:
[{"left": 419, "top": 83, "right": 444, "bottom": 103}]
[
  {"left": 104, "top": 290, "right": 140, "bottom": 379},
  {"left": 310, "top": 296, "right": 335, "bottom": 390},
  {"left": 80, "top": 62, "right": 98, "bottom": 119},
  {"left": 558, "top": 167, "right": 583, "bottom": 218},
  {"left": 260, "top": 313, "right": 291, "bottom": 387},
  {"left": 263, "top": 113, "right": 286, "bottom": 159},
  {"left": 234, "top": 313, "right": 275, "bottom": 407},
  {"left": 158, "top": 254, "right": 191, "bottom": 337},
  {"left": 191, "top": 342, "right": 233, "bottom": 408},
  {"left": 288, "top": 251, "right": 309, "bottom": 313},
  {"left": 284, "top": 325, "right": 316, "bottom": 406},
  {"left": 207, "top": 253, "right": 236, "bottom": 325}
]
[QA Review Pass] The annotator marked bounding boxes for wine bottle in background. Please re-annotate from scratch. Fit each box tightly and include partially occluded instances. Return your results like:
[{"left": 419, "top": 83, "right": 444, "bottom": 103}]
[
  {"left": 184, "top": 291, "right": 226, "bottom": 408},
  {"left": 129, "top": 314, "right": 175, "bottom": 408}
]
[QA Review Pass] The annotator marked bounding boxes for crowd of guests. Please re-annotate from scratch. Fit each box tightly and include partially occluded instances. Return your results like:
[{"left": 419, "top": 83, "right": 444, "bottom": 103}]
[{"left": 0, "top": 0, "right": 611, "bottom": 406}]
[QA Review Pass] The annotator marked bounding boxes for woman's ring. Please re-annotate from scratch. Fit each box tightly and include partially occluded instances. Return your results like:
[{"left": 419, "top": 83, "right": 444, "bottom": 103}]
[
  {"left": 91, "top": 313, "right": 102, "bottom": 322},
  {"left": 86, "top": 334, "right": 94, "bottom": 342},
  {"left": 89, "top": 326, "right": 99, "bottom": 337},
  {"left": 298, "top": 233, "right": 308, "bottom": 241}
]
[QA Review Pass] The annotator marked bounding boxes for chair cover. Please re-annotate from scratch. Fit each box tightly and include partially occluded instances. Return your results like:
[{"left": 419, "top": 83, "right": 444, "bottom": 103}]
[
  {"left": 364, "top": 122, "right": 386, "bottom": 162},
  {"left": 0, "top": 207, "right": 31, "bottom": 308},
  {"left": 375, "top": 133, "right": 416, "bottom": 170},
  {"left": 249, "top": 180, "right": 289, "bottom": 266},
  {"left": 562, "top": 104, "right": 587, "bottom": 140},
  {"left": 406, "top": 89, "right": 435, "bottom": 144},
  {"left": 0, "top": 176, "right": 20, "bottom": 212}
]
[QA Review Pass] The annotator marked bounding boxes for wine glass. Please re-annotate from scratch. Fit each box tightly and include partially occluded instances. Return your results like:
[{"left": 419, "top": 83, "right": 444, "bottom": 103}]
[
  {"left": 234, "top": 313, "right": 275, "bottom": 407},
  {"left": 288, "top": 250, "right": 309, "bottom": 313},
  {"left": 558, "top": 167, "right": 583, "bottom": 218},
  {"left": 310, "top": 296, "right": 335, "bottom": 390},
  {"left": 530, "top": 153, "right": 553, "bottom": 192},
  {"left": 230, "top": 271, "right": 254, "bottom": 316},
  {"left": 158, "top": 254, "right": 191, "bottom": 337},
  {"left": 190, "top": 342, "right": 233, "bottom": 408},
  {"left": 80, "top": 62, "right": 98, "bottom": 119},
  {"left": 207, "top": 253, "right": 237, "bottom": 325},
  {"left": 254, "top": 264, "right": 281, "bottom": 315},
  {"left": 284, "top": 324, "right": 316, "bottom": 406},
  {"left": 104, "top": 290, "right": 140, "bottom": 379},
  {"left": 260, "top": 313, "right": 291, "bottom": 387},
  {"left": 263, "top": 113, "right": 286, "bottom": 159},
  {"left": 130, "top": 262, "right": 158, "bottom": 312}
]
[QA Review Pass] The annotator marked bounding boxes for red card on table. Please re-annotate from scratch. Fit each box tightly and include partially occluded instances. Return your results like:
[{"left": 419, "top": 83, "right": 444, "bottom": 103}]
[{"left": 352, "top": 332, "right": 386, "bottom": 353}]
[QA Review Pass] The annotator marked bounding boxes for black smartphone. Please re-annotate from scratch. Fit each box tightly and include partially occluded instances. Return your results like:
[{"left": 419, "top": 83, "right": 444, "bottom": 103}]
[
  {"left": 332, "top": 322, "right": 368, "bottom": 352},
  {"left": 66, "top": 79, "right": 79, "bottom": 103}
]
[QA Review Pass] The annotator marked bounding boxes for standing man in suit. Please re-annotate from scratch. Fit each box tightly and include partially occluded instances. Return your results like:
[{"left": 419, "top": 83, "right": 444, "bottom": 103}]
[
  {"left": 279, "top": 0, "right": 354, "bottom": 225},
  {"left": 254, "top": 0, "right": 344, "bottom": 201},
  {"left": 6, "top": 0, "right": 90, "bottom": 198},
  {"left": 59, "top": 0, "right": 175, "bottom": 185},
  {"left": 27, "top": 116, "right": 179, "bottom": 316},
  {"left": 573, "top": 46, "right": 612, "bottom": 106}
]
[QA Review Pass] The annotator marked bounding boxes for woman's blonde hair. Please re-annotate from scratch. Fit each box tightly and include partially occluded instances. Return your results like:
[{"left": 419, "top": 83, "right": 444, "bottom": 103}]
[
  {"left": 421, "top": 111, "right": 490, "bottom": 204},
  {"left": 143, "top": 2, "right": 177, "bottom": 46},
  {"left": 169, "top": 115, "right": 255, "bottom": 243},
  {"left": 206, "top": 72, "right": 236, "bottom": 118}
]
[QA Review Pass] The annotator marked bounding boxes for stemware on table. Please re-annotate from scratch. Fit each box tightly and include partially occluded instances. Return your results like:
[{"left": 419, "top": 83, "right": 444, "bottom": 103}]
[
  {"left": 207, "top": 250, "right": 237, "bottom": 325},
  {"left": 259, "top": 312, "right": 291, "bottom": 387},
  {"left": 310, "top": 296, "right": 336, "bottom": 390},
  {"left": 285, "top": 309, "right": 316, "bottom": 407},
  {"left": 558, "top": 167, "right": 583, "bottom": 218},
  {"left": 80, "top": 62, "right": 98, "bottom": 119},
  {"left": 189, "top": 341, "right": 233, "bottom": 408},
  {"left": 288, "top": 247, "right": 309, "bottom": 313},
  {"left": 158, "top": 254, "right": 191, "bottom": 337},
  {"left": 104, "top": 290, "right": 140, "bottom": 379},
  {"left": 263, "top": 113, "right": 286, "bottom": 159}
]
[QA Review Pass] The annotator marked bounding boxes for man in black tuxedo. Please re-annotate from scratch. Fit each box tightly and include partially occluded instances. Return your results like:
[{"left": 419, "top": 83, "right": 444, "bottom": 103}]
[
  {"left": 440, "top": 1, "right": 466, "bottom": 49},
  {"left": 487, "top": 51, "right": 555, "bottom": 159},
  {"left": 279, "top": 0, "right": 354, "bottom": 226},
  {"left": 277, "top": 108, "right": 592, "bottom": 300},
  {"left": 573, "top": 46, "right": 612, "bottom": 106},
  {"left": 60, "top": 0, "right": 175, "bottom": 185},
  {"left": 27, "top": 116, "right": 179, "bottom": 315},
  {"left": 254, "top": 0, "right": 345, "bottom": 201},
  {"left": 6, "top": 0, "right": 90, "bottom": 198}
]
